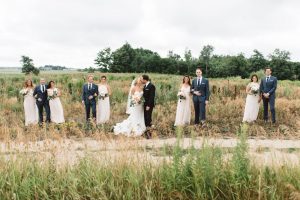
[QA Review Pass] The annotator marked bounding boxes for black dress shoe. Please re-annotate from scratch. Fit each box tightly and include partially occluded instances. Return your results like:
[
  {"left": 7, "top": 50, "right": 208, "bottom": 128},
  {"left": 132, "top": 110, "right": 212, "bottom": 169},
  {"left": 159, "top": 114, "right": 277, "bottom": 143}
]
[{"left": 145, "top": 131, "right": 152, "bottom": 139}]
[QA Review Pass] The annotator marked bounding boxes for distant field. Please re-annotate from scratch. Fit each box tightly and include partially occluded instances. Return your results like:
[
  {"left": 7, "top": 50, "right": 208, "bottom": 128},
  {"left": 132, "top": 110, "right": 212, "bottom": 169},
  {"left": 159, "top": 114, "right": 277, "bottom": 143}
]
[{"left": 0, "top": 72, "right": 299, "bottom": 141}]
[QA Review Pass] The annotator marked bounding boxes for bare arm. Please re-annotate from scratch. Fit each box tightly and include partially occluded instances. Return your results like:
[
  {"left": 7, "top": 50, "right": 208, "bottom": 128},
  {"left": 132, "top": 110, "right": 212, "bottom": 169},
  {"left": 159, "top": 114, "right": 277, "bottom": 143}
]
[{"left": 107, "top": 85, "right": 112, "bottom": 95}]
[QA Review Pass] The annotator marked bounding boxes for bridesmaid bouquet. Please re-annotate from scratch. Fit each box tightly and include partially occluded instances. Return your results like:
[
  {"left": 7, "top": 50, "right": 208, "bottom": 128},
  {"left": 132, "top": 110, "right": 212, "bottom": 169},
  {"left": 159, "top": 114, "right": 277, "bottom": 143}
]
[
  {"left": 99, "top": 92, "right": 108, "bottom": 100},
  {"left": 250, "top": 85, "right": 259, "bottom": 95},
  {"left": 177, "top": 90, "right": 186, "bottom": 101},
  {"left": 20, "top": 88, "right": 28, "bottom": 96},
  {"left": 130, "top": 94, "right": 144, "bottom": 107},
  {"left": 47, "top": 89, "right": 58, "bottom": 100}
]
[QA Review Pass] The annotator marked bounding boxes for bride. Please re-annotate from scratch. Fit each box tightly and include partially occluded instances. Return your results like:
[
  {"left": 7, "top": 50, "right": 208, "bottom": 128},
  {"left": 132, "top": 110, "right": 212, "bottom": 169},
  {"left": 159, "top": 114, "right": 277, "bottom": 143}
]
[{"left": 113, "top": 77, "right": 146, "bottom": 137}]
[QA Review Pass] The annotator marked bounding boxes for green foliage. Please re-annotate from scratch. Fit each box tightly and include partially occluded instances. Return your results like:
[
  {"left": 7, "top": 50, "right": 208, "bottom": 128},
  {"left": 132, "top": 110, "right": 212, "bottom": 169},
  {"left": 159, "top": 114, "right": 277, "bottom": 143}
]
[
  {"left": 94, "top": 47, "right": 112, "bottom": 72},
  {"left": 20, "top": 55, "right": 40, "bottom": 75},
  {"left": 95, "top": 43, "right": 298, "bottom": 80}
]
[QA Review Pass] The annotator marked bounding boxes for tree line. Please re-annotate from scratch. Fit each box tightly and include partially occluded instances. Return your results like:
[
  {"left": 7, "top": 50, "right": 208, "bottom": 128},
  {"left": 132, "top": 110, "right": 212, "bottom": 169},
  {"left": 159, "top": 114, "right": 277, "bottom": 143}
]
[
  {"left": 94, "top": 43, "right": 299, "bottom": 80},
  {"left": 20, "top": 43, "right": 300, "bottom": 80}
]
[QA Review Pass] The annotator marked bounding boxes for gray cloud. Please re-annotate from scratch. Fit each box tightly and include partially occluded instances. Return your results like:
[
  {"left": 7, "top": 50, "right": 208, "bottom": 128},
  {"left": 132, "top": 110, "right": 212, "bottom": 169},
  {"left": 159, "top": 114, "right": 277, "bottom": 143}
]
[{"left": 0, "top": 0, "right": 299, "bottom": 68}]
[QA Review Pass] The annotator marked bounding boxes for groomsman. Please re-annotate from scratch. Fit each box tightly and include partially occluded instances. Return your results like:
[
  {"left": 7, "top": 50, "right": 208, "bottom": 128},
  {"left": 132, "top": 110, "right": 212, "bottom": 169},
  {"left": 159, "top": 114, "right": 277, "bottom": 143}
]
[
  {"left": 33, "top": 78, "right": 51, "bottom": 125},
  {"left": 142, "top": 75, "right": 156, "bottom": 139},
  {"left": 82, "top": 75, "right": 99, "bottom": 122},
  {"left": 191, "top": 68, "right": 210, "bottom": 127},
  {"left": 260, "top": 67, "right": 277, "bottom": 124}
]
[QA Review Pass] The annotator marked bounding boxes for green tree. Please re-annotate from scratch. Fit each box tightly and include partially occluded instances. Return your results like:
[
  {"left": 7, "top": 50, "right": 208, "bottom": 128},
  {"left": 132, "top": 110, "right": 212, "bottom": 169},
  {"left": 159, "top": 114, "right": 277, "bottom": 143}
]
[
  {"left": 228, "top": 53, "right": 249, "bottom": 78},
  {"left": 110, "top": 43, "right": 136, "bottom": 73},
  {"left": 249, "top": 49, "right": 268, "bottom": 73},
  {"left": 94, "top": 47, "right": 112, "bottom": 72},
  {"left": 184, "top": 48, "right": 196, "bottom": 75},
  {"left": 199, "top": 45, "right": 214, "bottom": 75},
  {"left": 269, "top": 49, "right": 293, "bottom": 80},
  {"left": 21, "top": 56, "right": 39, "bottom": 75}
]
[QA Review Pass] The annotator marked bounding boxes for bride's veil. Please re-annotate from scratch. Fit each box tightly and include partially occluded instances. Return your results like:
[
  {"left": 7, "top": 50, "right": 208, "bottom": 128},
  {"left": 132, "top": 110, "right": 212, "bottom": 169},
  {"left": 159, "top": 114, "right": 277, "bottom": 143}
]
[{"left": 126, "top": 78, "right": 136, "bottom": 114}]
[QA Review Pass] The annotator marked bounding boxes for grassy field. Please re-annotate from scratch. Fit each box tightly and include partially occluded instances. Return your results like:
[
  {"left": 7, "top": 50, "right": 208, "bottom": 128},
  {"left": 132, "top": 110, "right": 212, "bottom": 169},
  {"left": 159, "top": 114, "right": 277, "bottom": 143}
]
[
  {"left": 0, "top": 72, "right": 299, "bottom": 141},
  {"left": 0, "top": 125, "right": 300, "bottom": 199}
]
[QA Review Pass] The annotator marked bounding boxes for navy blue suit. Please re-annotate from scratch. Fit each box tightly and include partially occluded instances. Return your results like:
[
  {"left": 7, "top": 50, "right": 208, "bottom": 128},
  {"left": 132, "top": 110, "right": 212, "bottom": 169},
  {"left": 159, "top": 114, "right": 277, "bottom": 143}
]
[
  {"left": 260, "top": 76, "right": 277, "bottom": 123},
  {"left": 33, "top": 85, "right": 51, "bottom": 123},
  {"left": 191, "top": 77, "right": 210, "bottom": 124},
  {"left": 82, "top": 83, "right": 99, "bottom": 121}
]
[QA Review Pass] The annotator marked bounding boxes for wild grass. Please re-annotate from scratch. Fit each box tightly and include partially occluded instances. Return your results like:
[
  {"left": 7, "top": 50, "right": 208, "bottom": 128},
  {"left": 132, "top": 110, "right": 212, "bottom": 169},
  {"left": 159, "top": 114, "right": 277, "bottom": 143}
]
[
  {"left": 0, "top": 124, "right": 300, "bottom": 199},
  {"left": 0, "top": 72, "right": 300, "bottom": 141}
]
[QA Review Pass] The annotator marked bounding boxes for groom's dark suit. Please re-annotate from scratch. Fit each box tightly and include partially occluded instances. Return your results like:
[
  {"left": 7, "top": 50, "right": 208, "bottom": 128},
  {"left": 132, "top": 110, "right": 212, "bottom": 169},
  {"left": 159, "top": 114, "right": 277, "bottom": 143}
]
[
  {"left": 82, "top": 83, "right": 99, "bottom": 121},
  {"left": 33, "top": 84, "right": 51, "bottom": 123},
  {"left": 191, "top": 77, "right": 210, "bottom": 124},
  {"left": 260, "top": 76, "right": 277, "bottom": 123},
  {"left": 143, "top": 82, "right": 155, "bottom": 127}
]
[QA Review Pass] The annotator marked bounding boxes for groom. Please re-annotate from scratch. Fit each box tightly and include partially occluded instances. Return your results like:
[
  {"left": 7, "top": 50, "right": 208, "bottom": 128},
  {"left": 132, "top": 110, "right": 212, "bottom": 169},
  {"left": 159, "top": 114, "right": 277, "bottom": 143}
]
[
  {"left": 142, "top": 75, "right": 155, "bottom": 139},
  {"left": 82, "top": 75, "right": 99, "bottom": 122},
  {"left": 33, "top": 78, "right": 51, "bottom": 125},
  {"left": 260, "top": 67, "right": 277, "bottom": 124},
  {"left": 191, "top": 68, "right": 210, "bottom": 127}
]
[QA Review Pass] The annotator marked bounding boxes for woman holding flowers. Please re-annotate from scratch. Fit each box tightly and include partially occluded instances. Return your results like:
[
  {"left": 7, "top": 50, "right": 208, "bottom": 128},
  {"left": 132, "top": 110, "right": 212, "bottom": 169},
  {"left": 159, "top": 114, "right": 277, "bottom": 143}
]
[
  {"left": 20, "top": 79, "right": 38, "bottom": 126},
  {"left": 47, "top": 81, "right": 65, "bottom": 124},
  {"left": 96, "top": 76, "right": 111, "bottom": 124},
  {"left": 242, "top": 74, "right": 261, "bottom": 123},
  {"left": 174, "top": 76, "right": 192, "bottom": 126}
]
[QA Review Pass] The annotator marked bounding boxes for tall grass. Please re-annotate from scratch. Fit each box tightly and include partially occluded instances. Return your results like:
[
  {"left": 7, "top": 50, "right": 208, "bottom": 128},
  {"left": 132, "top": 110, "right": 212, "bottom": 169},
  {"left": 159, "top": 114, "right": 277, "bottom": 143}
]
[
  {"left": 0, "top": 124, "right": 300, "bottom": 199},
  {"left": 0, "top": 72, "right": 300, "bottom": 140}
]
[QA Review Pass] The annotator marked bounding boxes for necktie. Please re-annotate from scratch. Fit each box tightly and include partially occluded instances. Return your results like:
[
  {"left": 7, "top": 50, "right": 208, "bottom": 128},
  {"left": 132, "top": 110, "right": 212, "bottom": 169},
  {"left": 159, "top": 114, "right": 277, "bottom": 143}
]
[
  {"left": 197, "top": 78, "right": 201, "bottom": 86},
  {"left": 88, "top": 84, "right": 91, "bottom": 90},
  {"left": 266, "top": 77, "right": 269, "bottom": 82}
]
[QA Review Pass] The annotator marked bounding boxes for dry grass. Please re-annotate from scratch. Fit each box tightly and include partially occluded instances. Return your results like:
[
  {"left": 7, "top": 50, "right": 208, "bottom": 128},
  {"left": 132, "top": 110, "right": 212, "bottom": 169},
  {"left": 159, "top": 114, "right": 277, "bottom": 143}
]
[{"left": 0, "top": 72, "right": 299, "bottom": 141}]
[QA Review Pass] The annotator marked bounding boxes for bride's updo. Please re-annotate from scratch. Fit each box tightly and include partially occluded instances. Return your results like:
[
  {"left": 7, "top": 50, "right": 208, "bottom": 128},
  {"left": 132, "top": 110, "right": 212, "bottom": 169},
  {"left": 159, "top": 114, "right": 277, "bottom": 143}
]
[{"left": 134, "top": 77, "right": 143, "bottom": 86}]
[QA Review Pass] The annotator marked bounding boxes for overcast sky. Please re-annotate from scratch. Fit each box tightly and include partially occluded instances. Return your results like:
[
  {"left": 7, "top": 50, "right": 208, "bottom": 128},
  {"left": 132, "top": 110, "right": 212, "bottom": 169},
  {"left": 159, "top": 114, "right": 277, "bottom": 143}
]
[{"left": 0, "top": 0, "right": 299, "bottom": 68}]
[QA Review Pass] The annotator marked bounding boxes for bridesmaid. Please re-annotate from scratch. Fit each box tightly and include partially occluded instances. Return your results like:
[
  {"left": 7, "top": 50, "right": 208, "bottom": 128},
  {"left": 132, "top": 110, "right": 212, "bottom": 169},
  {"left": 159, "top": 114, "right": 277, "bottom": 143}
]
[
  {"left": 174, "top": 76, "right": 192, "bottom": 126},
  {"left": 47, "top": 81, "right": 65, "bottom": 124},
  {"left": 242, "top": 74, "right": 261, "bottom": 123},
  {"left": 96, "top": 75, "right": 111, "bottom": 124},
  {"left": 20, "top": 79, "right": 38, "bottom": 126}
]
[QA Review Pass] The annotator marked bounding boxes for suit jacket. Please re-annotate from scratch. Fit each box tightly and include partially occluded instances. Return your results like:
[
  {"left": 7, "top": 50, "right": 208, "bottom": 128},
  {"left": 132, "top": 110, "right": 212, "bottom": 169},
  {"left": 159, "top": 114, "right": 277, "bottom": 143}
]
[
  {"left": 260, "top": 76, "right": 277, "bottom": 97},
  {"left": 82, "top": 83, "right": 99, "bottom": 103},
  {"left": 191, "top": 77, "right": 210, "bottom": 102},
  {"left": 33, "top": 85, "right": 49, "bottom": 105},
  {"left": 143, "top": 82, "right": 155, "bottom": 107}
]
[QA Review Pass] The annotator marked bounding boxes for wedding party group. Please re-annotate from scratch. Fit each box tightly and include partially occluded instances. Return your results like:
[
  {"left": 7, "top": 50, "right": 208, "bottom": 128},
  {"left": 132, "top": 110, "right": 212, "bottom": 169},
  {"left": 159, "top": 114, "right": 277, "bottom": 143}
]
[{"left": 20, "top": 67, "right": 277, "bottom": 138}]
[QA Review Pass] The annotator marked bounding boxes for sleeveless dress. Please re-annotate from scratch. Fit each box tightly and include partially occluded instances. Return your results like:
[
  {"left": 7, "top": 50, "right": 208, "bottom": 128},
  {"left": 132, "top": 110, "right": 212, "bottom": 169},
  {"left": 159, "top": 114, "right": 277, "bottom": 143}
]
[
  {"left": 242, "top": 82, "right": 260, "bottom": 122},
  {"left": 48, "top": 88, "right": 65, "bottom": 124},
  {"left": 174, "top": 85, "right": 191, "bottom": 126},
  {"left": 113, "top": 91, "right": 146, "bottom": 137},
  {"left": 96, "top": 84, "right": 110, "bottom": 124},
  {"left": 22, "top": 88, "right": 39, "bottom": 126}
]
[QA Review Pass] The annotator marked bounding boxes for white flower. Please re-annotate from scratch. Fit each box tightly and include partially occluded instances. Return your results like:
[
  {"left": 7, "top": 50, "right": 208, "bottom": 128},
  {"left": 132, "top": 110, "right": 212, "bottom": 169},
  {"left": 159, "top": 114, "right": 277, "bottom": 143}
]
[{"left": 20, "top": 88, "right": 28, "bottom": 95}]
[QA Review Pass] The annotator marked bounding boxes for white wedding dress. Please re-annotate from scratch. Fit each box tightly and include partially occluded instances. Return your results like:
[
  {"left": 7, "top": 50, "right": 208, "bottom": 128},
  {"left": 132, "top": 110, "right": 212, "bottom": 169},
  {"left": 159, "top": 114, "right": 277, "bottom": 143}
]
[
  {"left": 96, "top": 84, "right": 110, "bottom": 124},
  {"left": 114, "top": 91, "right": 146, "bottom": 137},
  {"left": 23, "top": 88, "right": 39, "bottom": 126},
  {"left": 174, "top": 85, "right": 191, "bottom": 126},
  {"left": 48, "top": 88, "right": 65, "bottom": 124},
  {"left": 243, "top": 82, "right": 260, "bottom": 122}
]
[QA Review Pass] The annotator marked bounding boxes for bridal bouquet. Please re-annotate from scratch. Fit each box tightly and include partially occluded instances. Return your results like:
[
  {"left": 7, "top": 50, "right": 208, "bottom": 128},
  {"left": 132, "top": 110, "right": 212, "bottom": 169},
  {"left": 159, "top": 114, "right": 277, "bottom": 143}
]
[
  {"left": 99, "top": 91, "right": 108, "bottom": 100},
  {"left": 47, "top": 88, "right": 58, "bottom": 100},
  {"left": 19, "top": 88, "right": 28, "bottom": 96},
  {"left": 177, "top": 90, "right": 186, "bottom": 101},
  {"left": 130, "top": 94, "right": 144, "bottom": 107},
  {"left": 250, "top": 85, "right": 259, "bottom": 95}
]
